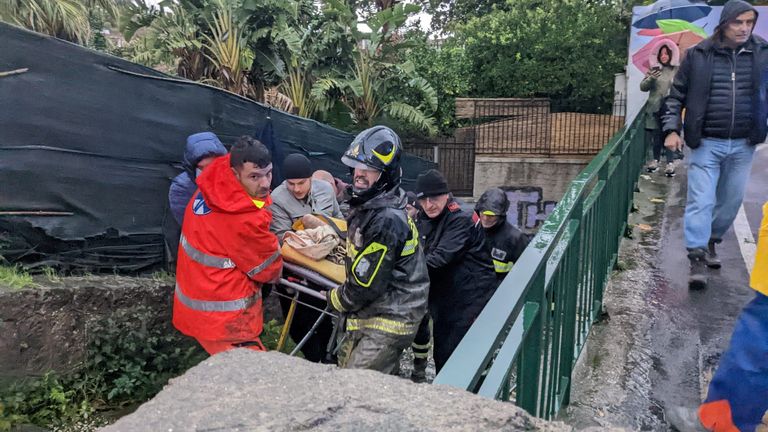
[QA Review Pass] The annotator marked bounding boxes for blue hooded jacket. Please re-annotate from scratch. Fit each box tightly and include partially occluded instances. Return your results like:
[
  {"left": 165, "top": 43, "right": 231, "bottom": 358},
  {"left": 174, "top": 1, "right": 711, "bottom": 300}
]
[{"left": 168, "top": 132, "right": 228, "bottom": 224}]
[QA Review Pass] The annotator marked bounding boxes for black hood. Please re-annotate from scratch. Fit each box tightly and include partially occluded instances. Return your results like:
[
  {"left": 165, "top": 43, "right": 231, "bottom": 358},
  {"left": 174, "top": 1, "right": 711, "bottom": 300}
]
[{"left": 718, "top": 0, "right": 758, "bottom": 28}]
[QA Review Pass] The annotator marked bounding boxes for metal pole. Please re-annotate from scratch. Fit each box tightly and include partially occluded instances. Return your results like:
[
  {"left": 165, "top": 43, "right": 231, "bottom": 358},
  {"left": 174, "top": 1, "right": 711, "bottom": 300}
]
[
  {"left": 278, "top": 278, "right": 328, "bottom": 301},
  {"left": 277, "top": 290, "right": 299, "bottom": 352},
  {"left": 289, "top": 306, "right": 331, "bottom": 356},
  {"left": 283, "top": 262, "right": 340, "bottom": 289}
]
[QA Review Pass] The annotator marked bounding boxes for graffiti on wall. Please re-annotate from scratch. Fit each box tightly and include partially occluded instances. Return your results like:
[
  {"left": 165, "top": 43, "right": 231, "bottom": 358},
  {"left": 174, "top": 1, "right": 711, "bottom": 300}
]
[{"left": 502, "top": 186, "right": 557, "bottom": 232}]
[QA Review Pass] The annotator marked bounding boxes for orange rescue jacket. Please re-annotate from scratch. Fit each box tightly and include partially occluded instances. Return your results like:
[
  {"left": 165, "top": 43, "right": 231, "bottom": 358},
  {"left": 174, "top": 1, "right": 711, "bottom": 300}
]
[{"left": 173, "top": 154, "right": 282, "bottom": 342}]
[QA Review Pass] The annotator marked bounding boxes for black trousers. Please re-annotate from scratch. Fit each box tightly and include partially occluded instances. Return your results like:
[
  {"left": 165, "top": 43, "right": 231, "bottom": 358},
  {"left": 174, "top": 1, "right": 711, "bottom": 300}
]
[
  {"left": 412, "top": 314, "right": 431, "bottom": 361},
  {"left": 648, "top": 127, "right": 683, "bottom": 162}
]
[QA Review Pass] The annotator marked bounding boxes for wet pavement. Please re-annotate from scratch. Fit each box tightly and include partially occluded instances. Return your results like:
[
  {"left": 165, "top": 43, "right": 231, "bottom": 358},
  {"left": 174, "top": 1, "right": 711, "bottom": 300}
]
[{"left": 561, "top": 145, "right": 767, "bottom": 431}]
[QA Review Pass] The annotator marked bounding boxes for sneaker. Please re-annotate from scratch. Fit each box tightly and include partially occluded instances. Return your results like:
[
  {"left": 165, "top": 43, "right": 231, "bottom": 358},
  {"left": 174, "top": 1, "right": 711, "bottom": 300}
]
[
  {"left": 666, "top": 406, "right": 706, "bottom": 431},
  {"left": 688, "top": 248, "right": 708, "bottom": 290},
  {"left": 646, "top": 159, "right": 660, "bottom": 173},
  {"left": 706, "top": 239, "right": 722, "bottom": 269},
  {"left": 665, "top": 160, "right": 678, "bottom": 177}
]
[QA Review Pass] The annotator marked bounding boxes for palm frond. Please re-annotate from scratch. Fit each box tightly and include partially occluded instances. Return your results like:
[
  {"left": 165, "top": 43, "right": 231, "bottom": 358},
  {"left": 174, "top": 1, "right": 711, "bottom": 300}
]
[
  {"left": 385, "top": 101, "right": 437, "bottom": 136},
  {"left": 408, "top": 76, "right": 438, "bottom": 112}
]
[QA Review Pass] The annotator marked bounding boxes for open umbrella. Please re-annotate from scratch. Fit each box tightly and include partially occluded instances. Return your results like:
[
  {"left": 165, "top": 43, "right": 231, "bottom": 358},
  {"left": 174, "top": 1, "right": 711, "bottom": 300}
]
[
  {"left": 632, "top": 30, "right": 704, "bottom": 73},
  {"left": 632, "top": 0, "right": 712, "bottom": 29}
]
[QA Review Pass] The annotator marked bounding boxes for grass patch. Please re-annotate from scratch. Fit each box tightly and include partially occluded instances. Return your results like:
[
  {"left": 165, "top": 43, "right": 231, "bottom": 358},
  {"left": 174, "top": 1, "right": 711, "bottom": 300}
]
[
  {"left": 0, "top": 265, "right": 36, "bottom": 290},
  {"left": 42, "top": 267, "right": 62, "bottom": 283},
  {"left": 150, "top": 270, "right": 174, "bottom": 284}
]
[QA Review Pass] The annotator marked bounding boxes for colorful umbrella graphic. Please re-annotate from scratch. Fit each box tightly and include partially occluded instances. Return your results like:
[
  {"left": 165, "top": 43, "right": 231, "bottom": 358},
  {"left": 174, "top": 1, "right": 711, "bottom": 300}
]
[
  {"left": 632, "top": 30, "right": 704, "bottom": 74},
  {"left": 632, "top": 0, "right": 712, "bottom": 29},
  {"left": 656, "top": 18, "right": 708, "bottom": 37}
]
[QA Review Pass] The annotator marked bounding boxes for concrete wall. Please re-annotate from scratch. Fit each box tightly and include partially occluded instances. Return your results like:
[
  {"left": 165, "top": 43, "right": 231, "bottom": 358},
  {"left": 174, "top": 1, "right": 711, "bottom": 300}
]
[{"left": 473, "top": 156, "right": 588, "bottom": 232}]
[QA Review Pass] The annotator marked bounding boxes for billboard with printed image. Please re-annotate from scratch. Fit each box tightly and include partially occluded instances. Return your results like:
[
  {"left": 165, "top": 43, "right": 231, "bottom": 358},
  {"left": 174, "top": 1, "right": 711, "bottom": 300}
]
[{"left": 626, "top": 1, "right": 768, "bottom": 123}]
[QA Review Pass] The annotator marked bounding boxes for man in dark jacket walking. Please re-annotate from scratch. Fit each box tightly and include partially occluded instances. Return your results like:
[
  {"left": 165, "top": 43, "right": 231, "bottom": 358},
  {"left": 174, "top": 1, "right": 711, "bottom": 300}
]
[
  {"left": 475, "top": 188, "right": 529, "bottom": 281},
  {"left": 662, "top": 0, "right": 768, "bottom": 289},
  {"left": 415, "top": 169, "right": 498, "bottom": 372},
  {"left": 326, "top": 126, "right": 429, "bottom": 374}
]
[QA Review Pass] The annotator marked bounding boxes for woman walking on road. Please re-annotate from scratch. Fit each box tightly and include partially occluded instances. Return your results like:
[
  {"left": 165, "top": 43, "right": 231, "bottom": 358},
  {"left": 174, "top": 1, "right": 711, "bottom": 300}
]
[{"left": 641, "top": 41, "right": 683, "bottom": 177}]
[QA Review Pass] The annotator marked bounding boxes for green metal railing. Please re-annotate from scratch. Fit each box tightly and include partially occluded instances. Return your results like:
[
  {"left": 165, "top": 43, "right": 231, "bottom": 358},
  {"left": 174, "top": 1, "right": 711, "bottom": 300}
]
[{"left": 433, "top": 111, "right": 647, "bottom": 419}]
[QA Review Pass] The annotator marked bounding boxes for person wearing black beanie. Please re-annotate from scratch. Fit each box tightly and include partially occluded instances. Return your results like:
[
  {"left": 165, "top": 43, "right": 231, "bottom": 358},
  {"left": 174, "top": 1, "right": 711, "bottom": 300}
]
[
  {"left": 270, "top": 154, "right": 342, "bottom": 241},
  {"left": 415, "top": 169, "right": 450, "bottom": 199},
  {"left": 269, "top": 153, "right": 343, "bottom": 362},
  {"left": 413, "top": 168, "right": 499, "bottom": 374}
]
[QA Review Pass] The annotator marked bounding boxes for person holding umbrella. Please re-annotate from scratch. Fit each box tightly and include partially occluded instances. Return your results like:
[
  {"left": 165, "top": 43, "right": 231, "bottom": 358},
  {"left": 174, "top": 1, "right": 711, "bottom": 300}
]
[{"left": 641, "top": 40, "right": 682, "bottom": 176}]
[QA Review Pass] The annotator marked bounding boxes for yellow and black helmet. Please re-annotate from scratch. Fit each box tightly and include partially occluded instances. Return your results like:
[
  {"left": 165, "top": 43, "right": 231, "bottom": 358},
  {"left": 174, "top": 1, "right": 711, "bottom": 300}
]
[
  {"left": 342, "top": 126, "right": 402, "bottom": 202},
  {"left": 475, "top": 187, "right": 509, "bottom": 218}
]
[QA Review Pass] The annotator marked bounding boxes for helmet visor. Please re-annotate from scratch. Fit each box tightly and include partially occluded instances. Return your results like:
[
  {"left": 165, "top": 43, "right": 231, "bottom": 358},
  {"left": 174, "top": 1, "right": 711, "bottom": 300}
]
[{"left": 342, "top": 155, "right": 381, "bottom": 172}]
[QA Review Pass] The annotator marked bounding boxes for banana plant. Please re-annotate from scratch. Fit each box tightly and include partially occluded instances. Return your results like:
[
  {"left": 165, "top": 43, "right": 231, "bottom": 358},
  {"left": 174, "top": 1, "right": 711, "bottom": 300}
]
[
  {"left": 199, "top": 0, "right": 255, "bottom": 96},
  {"left": 310, "top": 0, "right": 438, "bottom": 135}
]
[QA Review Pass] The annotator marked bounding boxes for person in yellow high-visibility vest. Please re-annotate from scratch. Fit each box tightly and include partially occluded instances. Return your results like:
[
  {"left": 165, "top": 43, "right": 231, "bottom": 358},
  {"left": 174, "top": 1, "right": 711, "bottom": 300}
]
[{"left": 695, "top": 202, "right": 768, "bottom": 432}]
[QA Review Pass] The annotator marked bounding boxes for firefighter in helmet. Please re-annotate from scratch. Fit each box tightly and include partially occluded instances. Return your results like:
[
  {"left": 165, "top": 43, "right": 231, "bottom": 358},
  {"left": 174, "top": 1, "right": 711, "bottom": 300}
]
[
  {"left": 475, "top": 187, "right": 529, "bottom": 280},
  {"left": 325, "top": 126, "right": 430, "bottom": 373}
]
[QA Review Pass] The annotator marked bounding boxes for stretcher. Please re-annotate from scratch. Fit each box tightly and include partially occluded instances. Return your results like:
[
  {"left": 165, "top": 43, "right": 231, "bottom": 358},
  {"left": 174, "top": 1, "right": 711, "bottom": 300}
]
[{"left": 274, "top": 216, "right": 347, "bottom": 358}]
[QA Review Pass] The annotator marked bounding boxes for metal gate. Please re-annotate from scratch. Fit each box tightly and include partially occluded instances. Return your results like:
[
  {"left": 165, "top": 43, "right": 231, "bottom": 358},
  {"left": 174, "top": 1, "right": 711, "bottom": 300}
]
[{"left": 405, "top": 134, "right": 475, "bottom": 196}]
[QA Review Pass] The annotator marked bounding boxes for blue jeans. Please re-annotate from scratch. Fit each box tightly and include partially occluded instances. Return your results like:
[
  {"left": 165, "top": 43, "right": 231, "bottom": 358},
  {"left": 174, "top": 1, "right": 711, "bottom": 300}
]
[{"left": 684, "top": 137, "right": 755, "bottom": 250}]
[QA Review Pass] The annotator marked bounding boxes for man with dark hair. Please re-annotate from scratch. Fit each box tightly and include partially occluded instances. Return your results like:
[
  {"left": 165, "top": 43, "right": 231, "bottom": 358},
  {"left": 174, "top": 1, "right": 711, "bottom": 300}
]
[
  {"left": 270, "top": 154, "right": 342, "bottom": 241},
  {"left": 325, "top": 126, "right": 429, "bottom": 373},
  {"left": 415, "top": 169, "right": 498, "bottom": 372},
  {"left": 173, "top": 135, "right": 282, "bottom": 355},
  {"left": 662, "top": 0, "right": 768, "bottom": 289}
]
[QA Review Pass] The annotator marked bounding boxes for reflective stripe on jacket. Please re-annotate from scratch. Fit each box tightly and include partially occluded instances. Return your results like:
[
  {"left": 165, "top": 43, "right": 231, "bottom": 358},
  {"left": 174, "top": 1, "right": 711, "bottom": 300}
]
[
  {"left": 173, "top": 155, "right": 283, "bottom": 342},
  {"left": 752, "top": 202, "right": 768, "bottom": 296},
  {"left": 483, "top": 219, "right": 529, "bottom": 280},
  {"left": 327, "top": 188, "right": 429, "bottom": 335}
]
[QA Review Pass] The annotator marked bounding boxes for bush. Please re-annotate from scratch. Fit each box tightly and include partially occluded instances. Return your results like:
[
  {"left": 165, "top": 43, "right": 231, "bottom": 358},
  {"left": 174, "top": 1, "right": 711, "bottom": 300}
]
[{"left": 0, "top": 306, "right": 207, "bottom": 430}]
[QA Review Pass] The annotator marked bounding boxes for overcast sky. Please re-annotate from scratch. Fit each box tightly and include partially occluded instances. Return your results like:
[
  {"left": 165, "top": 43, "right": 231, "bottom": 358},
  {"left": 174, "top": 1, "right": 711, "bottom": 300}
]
[{"left": 143, "top": 0, "right": 432, "bottom": 32}]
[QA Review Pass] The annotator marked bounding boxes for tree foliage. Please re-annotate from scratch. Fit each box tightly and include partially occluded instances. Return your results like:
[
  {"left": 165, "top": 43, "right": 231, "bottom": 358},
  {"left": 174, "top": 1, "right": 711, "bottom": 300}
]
[
  {"left": 453, "top": 0, "right": 627, "bottom": 111},
  {"left": 0, "top": 0, "right": 117, "bottom": 45},
  {"left": 310, "top": 1, "right": 438, "bottom": 135}
]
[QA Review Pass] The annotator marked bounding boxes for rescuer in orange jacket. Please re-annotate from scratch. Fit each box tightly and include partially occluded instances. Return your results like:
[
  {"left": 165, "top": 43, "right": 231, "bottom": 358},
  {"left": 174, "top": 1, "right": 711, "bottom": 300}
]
[{"left": 173, "top": 136, "right": 283, "bottom": 355}]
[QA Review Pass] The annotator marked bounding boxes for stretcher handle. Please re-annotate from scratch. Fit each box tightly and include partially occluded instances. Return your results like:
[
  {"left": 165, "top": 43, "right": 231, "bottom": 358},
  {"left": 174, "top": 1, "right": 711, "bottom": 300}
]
[
  {"left": 283, "top": 262, "right": 341, "bottom": 289},
  {"left": 278, "top": 278, "right": 328, "bottom": 301}
]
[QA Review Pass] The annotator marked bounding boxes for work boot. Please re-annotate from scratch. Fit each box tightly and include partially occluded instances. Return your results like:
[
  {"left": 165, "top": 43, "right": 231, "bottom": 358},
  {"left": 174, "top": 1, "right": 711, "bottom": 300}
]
[
  {"left": 411, "top": 357, "right": 428, "bottom": 383},
  {"left": 646, "top": 159, "right": 660, "bottom": 173},
  {"left": 666, "top": 406, "right": 706, "bottom": 432},
  {"left": 705, "top": 239, "right": 722, "bottom": 269},
  {"left": 688, "top": 248, "right": 708, "bottom": 290},
  {"left": 665, "top": 160, "right": 678, "bottom": 177}
]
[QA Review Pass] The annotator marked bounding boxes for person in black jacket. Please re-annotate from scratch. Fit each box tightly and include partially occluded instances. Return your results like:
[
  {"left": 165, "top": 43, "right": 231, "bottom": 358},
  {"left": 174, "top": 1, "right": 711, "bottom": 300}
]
[
  {"left": 475, "top": 188, "right": 529, "bottom": 281},
  {"left": 662, "top": 0, "right": 768, "bottom": 290},
  {"left": 325, "top": 126, "right": 430, "bottom": 373},
  {"left": 415, "top": 169, "right": 498, "bottom": 372}
]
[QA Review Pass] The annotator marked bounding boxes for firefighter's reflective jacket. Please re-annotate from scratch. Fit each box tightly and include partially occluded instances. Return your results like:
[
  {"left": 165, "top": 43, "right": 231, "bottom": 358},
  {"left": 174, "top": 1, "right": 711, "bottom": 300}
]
[
  {"left": 327, "top": 189, "right": 429, "bottom": 336},
  {"left": 483, "top": 220, "right": 529, "bottom": 280}
]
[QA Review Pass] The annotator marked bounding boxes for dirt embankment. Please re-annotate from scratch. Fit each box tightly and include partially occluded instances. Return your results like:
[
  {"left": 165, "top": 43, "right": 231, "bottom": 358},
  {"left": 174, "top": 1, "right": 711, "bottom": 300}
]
[{"left": 0, "top": 275, "right": 282, "bottom": 383}]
